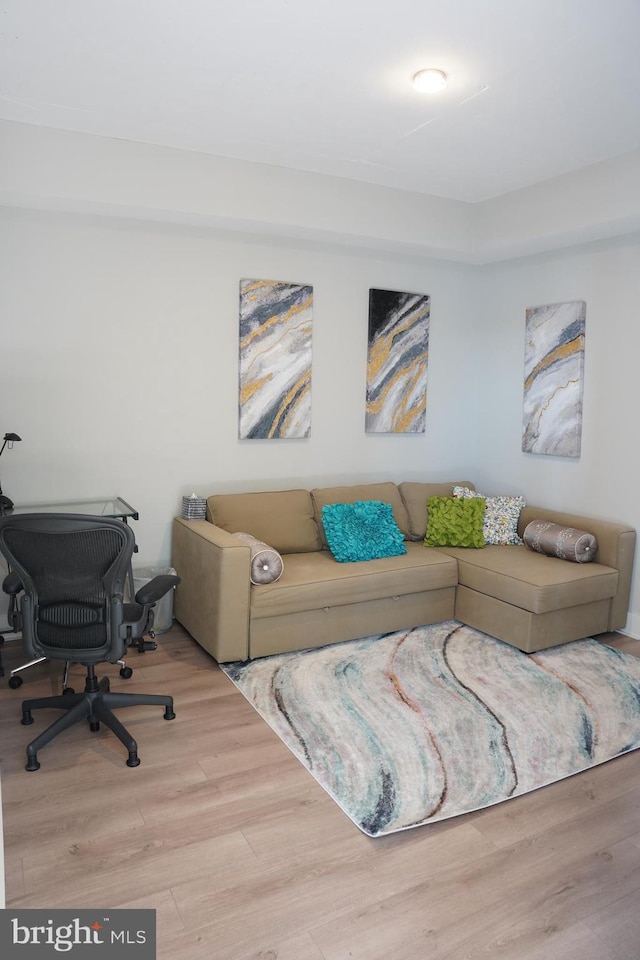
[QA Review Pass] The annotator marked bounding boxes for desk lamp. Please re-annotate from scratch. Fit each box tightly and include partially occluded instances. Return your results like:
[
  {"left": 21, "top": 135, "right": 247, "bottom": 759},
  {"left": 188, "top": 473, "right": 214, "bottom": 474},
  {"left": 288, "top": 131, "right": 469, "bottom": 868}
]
[{"left": 0, "top": 432, "right": 22, "bottom": 513}]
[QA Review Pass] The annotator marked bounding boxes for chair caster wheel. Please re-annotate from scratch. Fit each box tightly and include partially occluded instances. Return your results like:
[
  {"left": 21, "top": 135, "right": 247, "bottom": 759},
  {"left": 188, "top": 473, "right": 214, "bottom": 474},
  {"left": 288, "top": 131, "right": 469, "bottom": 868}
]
[
  {"left": 62, "top": 686, "right": 75, "bottom": 696},
  {"left": 21, "top": 709, "right": 34, "bottom": 725},
  {"left": 9, "top": 675, "right": 23, "bottom": 689},
  {"left": 164, "top": 708, "right": 176, "bottom": 720},
  {"left": 127, "top": 754, "right": 141, "bottom": 767},
  {"left": 89, "top": 720, "right": 100, "bottom": 732},
  {"left": 120, "top": 666, "right": 133, "bottom": 679},
  {"left": 26, "top": 757, "right": 40, "bottom": 772}
]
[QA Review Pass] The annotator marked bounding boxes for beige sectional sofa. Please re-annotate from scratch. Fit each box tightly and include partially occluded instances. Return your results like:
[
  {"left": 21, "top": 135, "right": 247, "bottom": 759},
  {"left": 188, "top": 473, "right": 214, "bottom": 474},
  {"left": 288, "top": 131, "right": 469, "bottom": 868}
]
[{"left": 171, "top": 480, "right": 636, "bottom": 662}]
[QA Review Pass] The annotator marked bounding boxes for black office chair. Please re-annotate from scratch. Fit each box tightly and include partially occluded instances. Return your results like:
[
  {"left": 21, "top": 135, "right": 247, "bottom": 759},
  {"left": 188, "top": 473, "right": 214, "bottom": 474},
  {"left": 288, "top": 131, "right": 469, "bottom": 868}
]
[
  {"left": 2, "top": 569, "right": 136, "bottom": 690},
  {"left": 0, "top": 513, "right": 180, "bottom": 771}
]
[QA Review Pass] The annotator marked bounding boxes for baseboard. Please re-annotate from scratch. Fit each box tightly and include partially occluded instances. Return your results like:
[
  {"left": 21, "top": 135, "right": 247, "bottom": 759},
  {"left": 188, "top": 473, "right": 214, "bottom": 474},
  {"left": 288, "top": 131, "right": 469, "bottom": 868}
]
[{"left": 619, "top": 612, "right": 640, "bottom": 640}]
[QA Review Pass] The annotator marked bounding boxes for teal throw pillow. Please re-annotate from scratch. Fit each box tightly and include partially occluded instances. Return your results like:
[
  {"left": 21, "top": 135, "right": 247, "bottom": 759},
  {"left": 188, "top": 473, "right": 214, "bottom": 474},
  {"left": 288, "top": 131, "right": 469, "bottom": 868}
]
[
  {"left": 322, "top": 501, "right": 407, "bottom": 563},
  {"left": 425, "top": 496, "right": 486, "bottom": 548}
]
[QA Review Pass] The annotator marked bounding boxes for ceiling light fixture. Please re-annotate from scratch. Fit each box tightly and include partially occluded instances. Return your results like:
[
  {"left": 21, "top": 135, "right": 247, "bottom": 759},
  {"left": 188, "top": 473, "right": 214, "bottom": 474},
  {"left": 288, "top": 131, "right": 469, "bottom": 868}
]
[{"left": 412, "top": 68, "right": 447, "bottom": 94}]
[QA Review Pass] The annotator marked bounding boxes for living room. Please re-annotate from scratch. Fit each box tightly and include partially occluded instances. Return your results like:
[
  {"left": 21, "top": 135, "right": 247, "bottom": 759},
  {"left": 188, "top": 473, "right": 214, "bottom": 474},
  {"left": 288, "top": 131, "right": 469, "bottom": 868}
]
[
  {"left": 3, "top": 126, "right": 640, "bottom": 634},
  {"left": 2, "top": 2, "right": 640, "bottom": 958}
]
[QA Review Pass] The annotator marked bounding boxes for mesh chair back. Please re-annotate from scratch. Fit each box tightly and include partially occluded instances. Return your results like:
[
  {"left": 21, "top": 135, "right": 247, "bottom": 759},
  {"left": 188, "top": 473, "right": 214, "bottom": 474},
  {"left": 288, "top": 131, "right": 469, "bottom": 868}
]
[{"left": 0, "top": 514, "right": 134, "bottom": 663}]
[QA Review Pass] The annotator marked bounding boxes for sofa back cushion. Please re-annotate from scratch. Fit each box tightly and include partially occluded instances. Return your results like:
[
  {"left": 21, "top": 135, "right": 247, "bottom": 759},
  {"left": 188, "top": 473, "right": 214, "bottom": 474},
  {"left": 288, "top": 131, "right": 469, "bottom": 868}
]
[
  {"left": 207, "top": 489, "right": 322, "bottom": 554},
  {"left": 311, "top": 482, "right": 410, "bottom": 546},
  {"left": 399, "top": 481, "right": 476, "bottom": 540}
]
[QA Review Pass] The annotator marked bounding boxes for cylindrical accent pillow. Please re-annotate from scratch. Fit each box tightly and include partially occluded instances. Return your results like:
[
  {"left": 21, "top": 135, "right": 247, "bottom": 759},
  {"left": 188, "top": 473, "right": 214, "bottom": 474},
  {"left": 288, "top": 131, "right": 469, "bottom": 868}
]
[
  {"left": 523, "top": 520, "right": 597, "bottom": 563},
  {"left": 232, "top": 532, "right": 284, "bottom": 584}
]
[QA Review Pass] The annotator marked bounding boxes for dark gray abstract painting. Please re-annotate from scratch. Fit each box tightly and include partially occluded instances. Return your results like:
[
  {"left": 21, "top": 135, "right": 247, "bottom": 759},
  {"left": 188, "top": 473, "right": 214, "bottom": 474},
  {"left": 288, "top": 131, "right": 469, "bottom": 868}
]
[{"left": 366, "top": 288, "right": 430, "bottom": 433}]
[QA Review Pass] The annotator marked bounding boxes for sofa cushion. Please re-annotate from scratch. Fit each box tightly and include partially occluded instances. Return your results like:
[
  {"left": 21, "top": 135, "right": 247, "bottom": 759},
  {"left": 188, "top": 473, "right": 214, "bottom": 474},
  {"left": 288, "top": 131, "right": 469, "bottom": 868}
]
[
  {"left": 322, "top": 501, "right": 407, "bottom": 562},
  {"left": 311, "top": 482, "right": 410, "bottom": 546},
  {"left": 207, "top": 489, "right": 322, "bottom": 554},
  {"left": 399, "top": 481, "right": 476, "bottom": 540},
  {"left": 435, "top": 544, "right": 618, "bottom": 614},
  {"left": 250, "top": 542, "right": 458, "bottom": 618}
]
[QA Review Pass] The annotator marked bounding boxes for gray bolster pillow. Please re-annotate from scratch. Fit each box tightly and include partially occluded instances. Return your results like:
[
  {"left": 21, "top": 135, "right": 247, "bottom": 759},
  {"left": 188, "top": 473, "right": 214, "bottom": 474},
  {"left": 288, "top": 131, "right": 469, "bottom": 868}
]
[
  {"left": 523, "top": 520, "right": 597, "bottom": 563},
  {"left": 232, "top": 532, "right": 284, "bottom": 584}
]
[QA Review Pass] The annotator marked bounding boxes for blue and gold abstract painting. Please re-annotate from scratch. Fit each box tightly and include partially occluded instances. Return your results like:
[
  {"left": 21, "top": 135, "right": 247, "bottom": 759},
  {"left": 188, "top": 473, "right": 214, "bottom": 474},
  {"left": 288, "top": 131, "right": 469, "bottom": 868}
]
[
  {"left": 239, "top": 279, "right": 313, "bottom": 439},
  {"left": 366, "top": 288, "right": 430, "bottom": 433},
  {"left": 522, "top": 300, "right": 586, "bottom": 457}
]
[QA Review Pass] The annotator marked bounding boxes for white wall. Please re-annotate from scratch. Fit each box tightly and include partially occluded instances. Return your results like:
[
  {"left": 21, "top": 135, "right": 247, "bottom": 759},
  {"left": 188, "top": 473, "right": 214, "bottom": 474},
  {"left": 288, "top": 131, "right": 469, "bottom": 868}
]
[
  {"left": 474, "top": 150, "right": 640, "bottom": 262},
  {"left": 4, "top": 121, "right": 640, "bottom": 264},
  {"left": 478, "top": 233, "right": 640, "bottom": 635},
  {"left": 0, "top": 206, "right": 482, "bottom": 575},
  {"left": 0, "top": 120, "right": 475, "bottom": 262}
]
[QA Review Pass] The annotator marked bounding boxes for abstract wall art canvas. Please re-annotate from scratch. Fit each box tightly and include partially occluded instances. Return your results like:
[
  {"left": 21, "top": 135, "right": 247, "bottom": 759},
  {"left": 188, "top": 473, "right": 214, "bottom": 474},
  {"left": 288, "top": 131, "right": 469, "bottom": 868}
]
[
  {"left": 365, "top": 288, "right": 430, "bottom": 434},
  {"left": 522, "top": 300, "right": 586, "bottom": 458},
  {"left": 239, "top": 279, "right": 313, "bottom": 439}
]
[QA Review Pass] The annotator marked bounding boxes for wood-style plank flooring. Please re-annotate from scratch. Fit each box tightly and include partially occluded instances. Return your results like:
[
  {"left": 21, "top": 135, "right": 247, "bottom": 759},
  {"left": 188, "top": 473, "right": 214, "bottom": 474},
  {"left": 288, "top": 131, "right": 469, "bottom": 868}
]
[{"left": 1, "top": 624, "right": 640, "bottom": 960}]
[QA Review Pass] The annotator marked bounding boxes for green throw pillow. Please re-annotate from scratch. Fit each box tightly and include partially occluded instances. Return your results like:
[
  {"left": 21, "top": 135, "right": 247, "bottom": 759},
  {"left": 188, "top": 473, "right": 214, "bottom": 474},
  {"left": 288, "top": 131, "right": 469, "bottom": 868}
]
[
  {"left": 322, "top": 500, "right": 407, "bottom": 562},
  {"left": 424, "top": 496, "right": 486, "bottom": 548}
]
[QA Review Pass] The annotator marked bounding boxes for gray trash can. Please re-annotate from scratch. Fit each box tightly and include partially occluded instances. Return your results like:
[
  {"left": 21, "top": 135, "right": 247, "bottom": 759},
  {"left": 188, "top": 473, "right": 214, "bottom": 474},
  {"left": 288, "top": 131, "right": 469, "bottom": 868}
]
[{"left": 132, "top": 565, "right": 177, "bottom": 634}]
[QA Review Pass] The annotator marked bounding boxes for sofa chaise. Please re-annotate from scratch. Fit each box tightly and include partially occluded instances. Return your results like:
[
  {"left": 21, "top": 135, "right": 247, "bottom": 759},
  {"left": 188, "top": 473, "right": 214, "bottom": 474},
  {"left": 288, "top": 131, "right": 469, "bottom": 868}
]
[{"left": 171, "top": 481, "right": 636, "bottom": 662}]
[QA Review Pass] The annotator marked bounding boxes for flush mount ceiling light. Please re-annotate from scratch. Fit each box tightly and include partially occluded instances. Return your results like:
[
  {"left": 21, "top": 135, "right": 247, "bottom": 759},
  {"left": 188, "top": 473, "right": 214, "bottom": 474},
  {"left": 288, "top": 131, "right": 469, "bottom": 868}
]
[{"left": 412, "top": 68, "right": 447, "bottom": 93}]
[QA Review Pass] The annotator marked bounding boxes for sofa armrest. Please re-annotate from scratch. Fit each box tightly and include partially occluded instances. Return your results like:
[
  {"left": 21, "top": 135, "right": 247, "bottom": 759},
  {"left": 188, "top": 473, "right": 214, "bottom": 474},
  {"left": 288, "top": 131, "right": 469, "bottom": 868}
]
[
  {"left": 171, "top": 517, "right": 251, "bottom": 662},
  {"left": 518, "top": 506, "right": 636, "bottom": 631}
]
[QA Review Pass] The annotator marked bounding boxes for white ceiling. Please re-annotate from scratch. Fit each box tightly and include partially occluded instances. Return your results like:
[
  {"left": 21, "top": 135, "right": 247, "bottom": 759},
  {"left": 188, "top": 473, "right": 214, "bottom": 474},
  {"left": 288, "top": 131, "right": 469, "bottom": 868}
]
[{"left": 2, "top": 0, "right": 640, "bottom": 203}]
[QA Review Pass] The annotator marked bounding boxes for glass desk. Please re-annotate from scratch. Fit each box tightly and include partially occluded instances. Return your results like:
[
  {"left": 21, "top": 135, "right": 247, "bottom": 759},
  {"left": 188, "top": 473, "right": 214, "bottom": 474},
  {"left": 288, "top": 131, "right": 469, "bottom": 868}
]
[{"left": 9, "top": 496, "right": 138, "bottom": 521}]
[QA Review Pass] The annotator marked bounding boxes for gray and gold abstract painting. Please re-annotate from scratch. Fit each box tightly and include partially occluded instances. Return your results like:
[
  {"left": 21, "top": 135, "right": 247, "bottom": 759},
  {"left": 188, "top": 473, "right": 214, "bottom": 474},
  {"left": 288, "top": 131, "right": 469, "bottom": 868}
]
[
  {"left": 366, "top": 288, "right": 430, "bottom": 433},
  {"left": 239, "top": 279, "right": 313, "bottom": 439},
  {"left": 522, "top": 300, "right": 586, "bottom": 457}
]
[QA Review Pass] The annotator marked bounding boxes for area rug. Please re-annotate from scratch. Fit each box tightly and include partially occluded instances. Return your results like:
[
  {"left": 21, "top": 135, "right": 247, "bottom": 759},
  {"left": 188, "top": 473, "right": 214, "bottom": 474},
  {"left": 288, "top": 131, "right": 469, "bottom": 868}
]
[{"left": 221, "top": 621, "right": 640, "bottom": 836}]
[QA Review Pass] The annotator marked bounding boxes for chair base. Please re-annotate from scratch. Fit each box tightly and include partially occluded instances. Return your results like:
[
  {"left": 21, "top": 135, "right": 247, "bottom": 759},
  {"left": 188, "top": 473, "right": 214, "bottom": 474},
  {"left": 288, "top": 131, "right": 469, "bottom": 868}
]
[
  {"left": 20, "top": 672, "right": 175, "bottom": 771},
  {"left": 9, "top": 655, "right": 134, "bottom": 690}
]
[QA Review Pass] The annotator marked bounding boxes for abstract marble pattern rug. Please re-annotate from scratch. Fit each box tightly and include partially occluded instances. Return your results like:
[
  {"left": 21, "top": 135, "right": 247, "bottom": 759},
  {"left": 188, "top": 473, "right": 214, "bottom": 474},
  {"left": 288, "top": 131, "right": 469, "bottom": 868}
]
[{"left": 221, "top": 621, "right": 640, "bottom": 837}]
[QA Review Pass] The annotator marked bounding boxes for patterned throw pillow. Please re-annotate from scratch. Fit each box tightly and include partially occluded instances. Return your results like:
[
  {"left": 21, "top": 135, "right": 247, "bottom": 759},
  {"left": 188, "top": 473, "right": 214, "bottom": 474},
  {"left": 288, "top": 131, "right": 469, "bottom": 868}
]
[
  {"left": 424, "top": 496, "right": 486, "bottom": 548},
  {"left": 453, "top": 485, "right": 525, "bottom": 545},
  {"left": 523, "top": 520, "right": 597, "bottom": 563},
  {"left": 322, "top": 501, "right": 407, "bottom": 563}
]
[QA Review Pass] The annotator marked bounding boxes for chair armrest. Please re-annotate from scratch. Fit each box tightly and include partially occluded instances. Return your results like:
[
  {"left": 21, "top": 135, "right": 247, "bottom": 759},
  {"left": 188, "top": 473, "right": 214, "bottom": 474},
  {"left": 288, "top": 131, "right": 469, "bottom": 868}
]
[
  {"left": 2, "top": 570, "right": 22, "bottom": 596},
  {"left": 171, "top": 517, "right": 251, "bottom": 662},
  {"left": 134, "top": 574, "right": 181, "bottom": 607},
  {"left": 2, "top": 570, "right": 23, "bottom": 633}
]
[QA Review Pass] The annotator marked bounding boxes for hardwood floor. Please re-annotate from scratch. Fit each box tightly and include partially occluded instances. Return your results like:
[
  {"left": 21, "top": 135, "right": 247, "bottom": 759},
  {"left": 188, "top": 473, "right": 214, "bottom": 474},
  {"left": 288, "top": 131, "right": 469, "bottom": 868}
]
[{"left": 1, "top": 624, "right": 640, "bottom": 960}]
